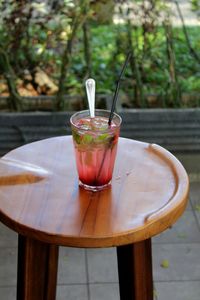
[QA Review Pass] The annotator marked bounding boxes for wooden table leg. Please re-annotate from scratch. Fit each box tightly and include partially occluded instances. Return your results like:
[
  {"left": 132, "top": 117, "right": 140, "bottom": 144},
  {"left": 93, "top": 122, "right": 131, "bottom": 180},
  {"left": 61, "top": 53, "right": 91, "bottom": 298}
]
[
  {"left": 116, "top": 238, "right": 153, "bottom": 300},
  {"left": 17, "top": 234, "right": 59, "bottom": 300}
]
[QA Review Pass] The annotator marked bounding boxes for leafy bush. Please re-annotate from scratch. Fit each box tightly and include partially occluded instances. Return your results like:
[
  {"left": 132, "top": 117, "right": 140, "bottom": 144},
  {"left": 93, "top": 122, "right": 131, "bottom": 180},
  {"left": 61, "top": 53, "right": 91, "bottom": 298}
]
[{"left": 0, "top": 0, "right": 199, "bottom": 110}]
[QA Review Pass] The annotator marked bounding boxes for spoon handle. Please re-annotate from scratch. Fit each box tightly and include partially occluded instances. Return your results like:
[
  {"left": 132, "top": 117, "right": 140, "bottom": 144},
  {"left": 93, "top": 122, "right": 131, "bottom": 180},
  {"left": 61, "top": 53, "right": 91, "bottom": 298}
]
[{"left": 86, "top": 78, "right": 95, "bottom": 118}]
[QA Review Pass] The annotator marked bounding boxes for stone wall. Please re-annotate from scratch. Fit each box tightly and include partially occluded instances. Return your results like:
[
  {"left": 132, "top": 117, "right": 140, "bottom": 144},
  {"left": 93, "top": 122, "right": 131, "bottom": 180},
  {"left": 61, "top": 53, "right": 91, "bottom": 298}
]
[{"left": 0, "top": 108, "right": 199, "bottom": 157}]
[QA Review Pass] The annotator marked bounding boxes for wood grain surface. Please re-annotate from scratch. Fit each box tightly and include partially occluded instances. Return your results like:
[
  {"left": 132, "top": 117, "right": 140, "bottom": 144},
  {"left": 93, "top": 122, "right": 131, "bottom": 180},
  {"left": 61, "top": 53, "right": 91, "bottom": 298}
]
[{"left": 0, "top": 136, "right": 189, "bottom": 247}]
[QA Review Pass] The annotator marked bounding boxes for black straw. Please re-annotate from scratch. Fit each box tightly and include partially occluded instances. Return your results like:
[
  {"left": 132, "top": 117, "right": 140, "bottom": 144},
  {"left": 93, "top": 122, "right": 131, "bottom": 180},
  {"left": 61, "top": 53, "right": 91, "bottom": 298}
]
[{"left": 108, "top": 51, "right": 132, "bottom": 125}]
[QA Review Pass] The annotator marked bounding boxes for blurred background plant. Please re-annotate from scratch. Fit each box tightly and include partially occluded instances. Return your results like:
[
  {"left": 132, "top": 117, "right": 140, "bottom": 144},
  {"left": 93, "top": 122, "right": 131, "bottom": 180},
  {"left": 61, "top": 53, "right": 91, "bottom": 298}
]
[
  {"left": 0, "top": 0, "right": 199, "bottom": 111},
  {"left": 190, "top": 0, "right": 200, "bottom": 13}
]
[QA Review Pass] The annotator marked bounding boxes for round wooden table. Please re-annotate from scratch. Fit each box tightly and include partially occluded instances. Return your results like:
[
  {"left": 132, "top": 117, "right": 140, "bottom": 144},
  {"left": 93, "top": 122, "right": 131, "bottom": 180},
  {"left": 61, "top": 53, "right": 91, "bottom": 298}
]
[{"left": 0, "top": 136, "right": 189, "bottom": 300}]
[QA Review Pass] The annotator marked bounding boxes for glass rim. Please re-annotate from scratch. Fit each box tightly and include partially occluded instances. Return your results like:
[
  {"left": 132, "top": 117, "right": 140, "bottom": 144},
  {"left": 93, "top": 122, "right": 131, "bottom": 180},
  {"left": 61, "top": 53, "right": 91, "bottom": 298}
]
[{"left": 70, "top": 109, "right": 122, "bottom": 133}]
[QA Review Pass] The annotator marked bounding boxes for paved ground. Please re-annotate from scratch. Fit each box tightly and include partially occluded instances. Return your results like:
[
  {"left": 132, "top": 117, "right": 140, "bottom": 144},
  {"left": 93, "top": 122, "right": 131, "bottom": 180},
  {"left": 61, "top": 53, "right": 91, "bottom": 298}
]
[
  {"left": 114, "top": 0, "right": 200, "bottom": 26},
  {"left": 0, "top": 153, "right": 200, "bottom": 300},
  {"left": 170, "top": 0, "right": 200, "bottom": 26}
]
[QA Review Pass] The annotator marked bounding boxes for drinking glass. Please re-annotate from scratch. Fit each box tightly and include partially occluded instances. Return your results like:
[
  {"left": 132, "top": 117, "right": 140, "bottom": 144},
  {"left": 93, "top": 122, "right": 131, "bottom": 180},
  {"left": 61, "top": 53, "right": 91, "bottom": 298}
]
[{"left": 70, "top": 109, "right": 122, "bottom": 191}]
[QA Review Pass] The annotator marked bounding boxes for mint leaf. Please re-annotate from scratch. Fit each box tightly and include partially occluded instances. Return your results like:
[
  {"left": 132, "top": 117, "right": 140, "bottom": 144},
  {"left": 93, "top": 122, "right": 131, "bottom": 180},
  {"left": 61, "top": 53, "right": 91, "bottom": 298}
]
[
  {"left": 72, "top": 130, "right": 81, "bottom": 144},
  {"left": 96, "top": 133, "right": 114, "bottom": 144},
  {"left": 82, "top": 134, "right": 93, "bottom": 144}
]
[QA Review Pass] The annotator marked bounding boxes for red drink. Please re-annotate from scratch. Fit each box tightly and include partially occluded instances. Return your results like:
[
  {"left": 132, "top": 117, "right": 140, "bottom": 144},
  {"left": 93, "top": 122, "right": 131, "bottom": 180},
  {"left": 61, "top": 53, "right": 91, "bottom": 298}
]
[{"left": 70, "top": 109, "right": 121, "bottom": 191}]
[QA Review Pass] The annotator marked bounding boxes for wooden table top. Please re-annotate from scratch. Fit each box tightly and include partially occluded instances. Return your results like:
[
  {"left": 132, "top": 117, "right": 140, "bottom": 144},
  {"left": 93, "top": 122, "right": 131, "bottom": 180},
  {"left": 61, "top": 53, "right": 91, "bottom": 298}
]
[{"left": 0, "top": 136, "right": 189, "bottom": 248}]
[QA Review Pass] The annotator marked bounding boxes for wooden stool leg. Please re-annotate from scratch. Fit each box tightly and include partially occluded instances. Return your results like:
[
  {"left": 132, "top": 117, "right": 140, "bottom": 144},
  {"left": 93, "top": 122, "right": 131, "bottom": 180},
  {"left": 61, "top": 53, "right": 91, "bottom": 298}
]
[
  {"left": 116, "top": 238, "right": 153, "bottom": 300},
  {"left": 17, "top": 234, "right": 59, "bottom": 300}
]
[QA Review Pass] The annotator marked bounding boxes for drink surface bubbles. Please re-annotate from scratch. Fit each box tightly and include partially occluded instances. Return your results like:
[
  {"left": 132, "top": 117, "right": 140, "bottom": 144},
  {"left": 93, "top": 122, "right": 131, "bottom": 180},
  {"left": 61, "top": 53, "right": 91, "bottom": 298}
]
[{"left": 75, "top": 116, "right": 116, "bottom": 132}]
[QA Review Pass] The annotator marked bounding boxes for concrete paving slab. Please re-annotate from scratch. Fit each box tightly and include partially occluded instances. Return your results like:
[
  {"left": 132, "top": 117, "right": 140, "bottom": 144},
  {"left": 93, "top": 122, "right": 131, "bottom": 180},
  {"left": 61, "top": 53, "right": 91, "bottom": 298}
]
[
  {"left": 153, "top": 243, "right": 200, "bottom": 281},
  {"left": 177, "top": 154, "right": 200, "bottom": 176},
  {"left": 56, "top": 284, "right": 88, "bottom": 300},
  {"left": 194, "top": 210, "right": 200, "bottom": 228},
  {"left": 154, "top": 281, "right": 200, "bottom": 300},
  {"left": 190, "top": 183, "right": 200, "bottom": 230},
  {"left": 86, "top": 248, "right": 119, "bottom": 283},
  {"left": 153, "top": 210, "right": 200, "bottom": 244},
  {"left": 190, "top": 182, "right": 200, "bottom": 209},
  {"left": 0, "top": 248, "right": 17, "bottom": 286},
  {"left": 0, "top": 287, "right": 16, "bottom": 300},
  {"left": 0, "top": 223, "right": 18, "bottom": 248},
  {"left": 185, "top": 198, "right": 192, "bottom": 210},
  {"left": 58, "top": 247, "right": 87, "bottom": 285},
  {"left": 170, "top": 0, "right": 200, "bottom": 26},
  {"left": 89, "top": 283, "right": 120, "bottom": 300}
]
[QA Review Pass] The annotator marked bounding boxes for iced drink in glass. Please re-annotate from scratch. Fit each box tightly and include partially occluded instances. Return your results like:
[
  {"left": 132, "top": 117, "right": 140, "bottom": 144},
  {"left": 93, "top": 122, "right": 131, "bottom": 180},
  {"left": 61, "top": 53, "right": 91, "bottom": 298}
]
[{"left": 70, "top": 109, "right": 121, "bottom": 191}]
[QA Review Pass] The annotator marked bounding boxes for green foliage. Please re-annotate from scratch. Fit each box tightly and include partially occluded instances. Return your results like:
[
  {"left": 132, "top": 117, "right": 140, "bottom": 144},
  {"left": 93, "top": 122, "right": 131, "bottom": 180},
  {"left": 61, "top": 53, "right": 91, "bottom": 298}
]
[
  {"left": 68, "top": 25, "right": 199, "bottom": 106},
  {"left": 190, "top": 0, "right": 200, "bottom": 12},
  {"left": 0, "top": 0, "right": 199, "bottom": 109}
]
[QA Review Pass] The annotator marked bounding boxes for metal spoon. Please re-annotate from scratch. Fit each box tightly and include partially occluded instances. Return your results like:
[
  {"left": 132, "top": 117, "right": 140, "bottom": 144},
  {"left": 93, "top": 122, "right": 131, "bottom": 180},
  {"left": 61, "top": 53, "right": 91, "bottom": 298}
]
[{"left": 86, "top": 78, "right": 95, "bottom": 118}]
